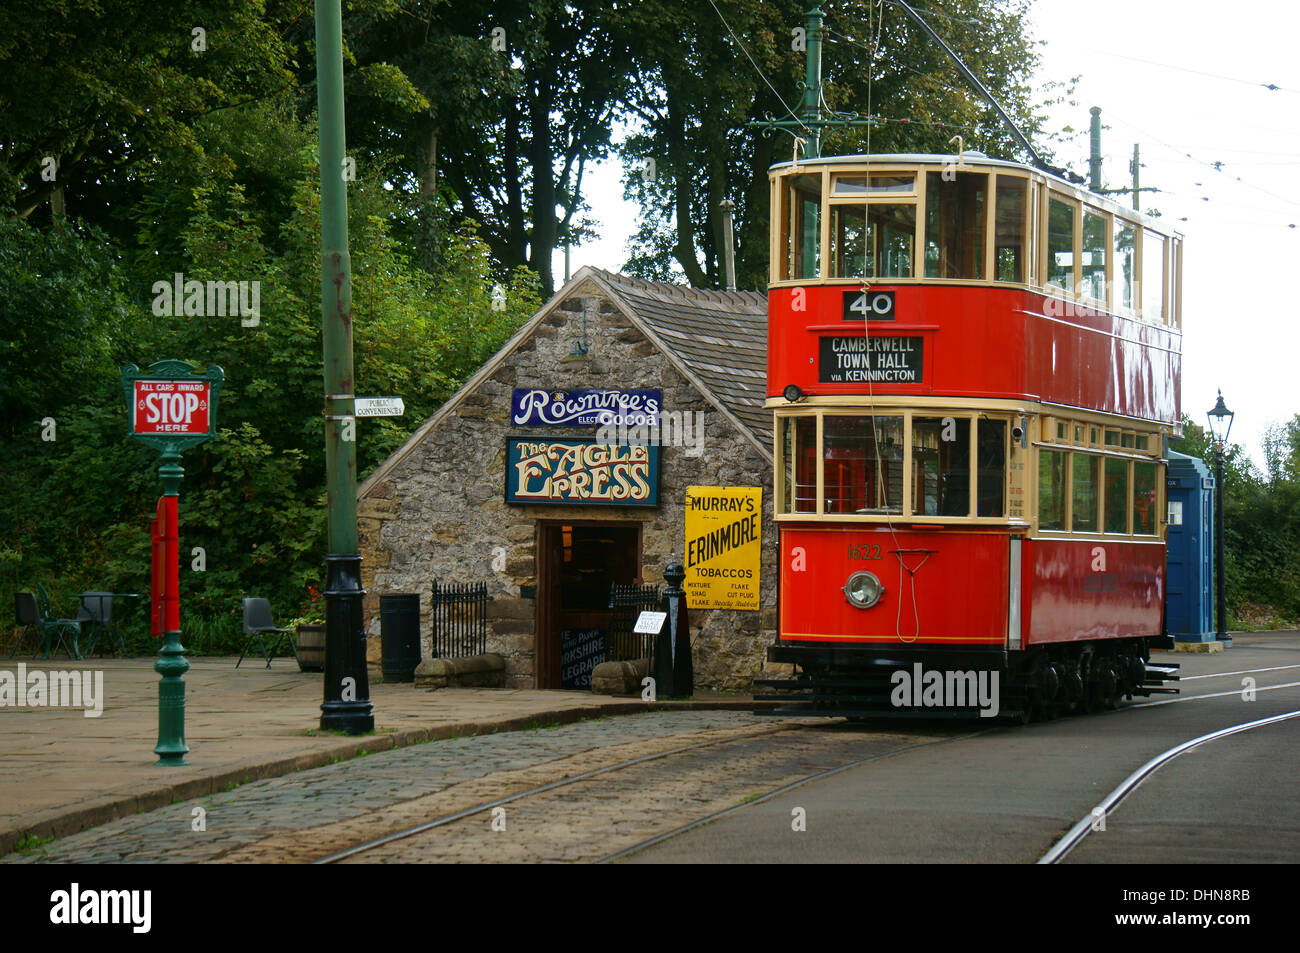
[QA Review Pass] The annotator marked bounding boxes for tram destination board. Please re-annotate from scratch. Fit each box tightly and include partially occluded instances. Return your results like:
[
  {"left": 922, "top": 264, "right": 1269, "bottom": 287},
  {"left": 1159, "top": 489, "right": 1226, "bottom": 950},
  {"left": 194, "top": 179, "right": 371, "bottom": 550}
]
[{"left": 819, "top": 335, "right": 924, "bottom": 384}]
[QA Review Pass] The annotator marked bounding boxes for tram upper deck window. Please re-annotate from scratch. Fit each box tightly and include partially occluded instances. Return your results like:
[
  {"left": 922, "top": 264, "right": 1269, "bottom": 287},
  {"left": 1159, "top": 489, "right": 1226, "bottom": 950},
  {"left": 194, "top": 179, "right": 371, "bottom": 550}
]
[
  {"left": 834, "top": 173, "right": 915, "bottom": 194},
  {"left": 823, "top": 415, "right": 903, "bottom": 514},
  {"left": 994, "top": 176, "right": 1027, "bottom": 282},
  {"left": 1143, "top": 230, "right": 1166, "bottom": 321},
  {"left": 782, "top": 173, "right": 822, "bottom": 280},
  {"left": 925, "top": 172, "right": 987, "bottom": 280},
  {"left": 1082, "top": 208, "right": 1107, "bottom": 301},
  {"left": 1113, "top": 219, "right": 1136, "bottom": 312},
  {"left": 831, "top": 204, "right": 915, "bottom": 279},
  {"left": 1046, "top": 196, "right": 1076, "bottom": 293}
]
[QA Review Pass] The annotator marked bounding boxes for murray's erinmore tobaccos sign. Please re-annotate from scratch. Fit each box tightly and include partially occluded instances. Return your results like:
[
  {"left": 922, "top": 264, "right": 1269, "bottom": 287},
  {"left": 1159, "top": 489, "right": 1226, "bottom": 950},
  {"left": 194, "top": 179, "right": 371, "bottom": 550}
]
[{"left": 505, "top": 438, "right": 660, "bottom": 506}]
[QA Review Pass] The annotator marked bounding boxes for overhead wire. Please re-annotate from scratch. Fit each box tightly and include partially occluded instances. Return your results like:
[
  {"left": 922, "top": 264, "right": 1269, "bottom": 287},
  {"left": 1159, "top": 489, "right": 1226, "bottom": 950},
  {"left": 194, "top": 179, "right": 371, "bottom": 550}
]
[
  {"left": 1105, "top": 110, "right": 1300, "bottom": 212},
  {"left": 1070, "top": 45, "right": 1300, "bottom": 96},
  {"left": 704, "top": 0, "right": 812, "bottom": 140}
]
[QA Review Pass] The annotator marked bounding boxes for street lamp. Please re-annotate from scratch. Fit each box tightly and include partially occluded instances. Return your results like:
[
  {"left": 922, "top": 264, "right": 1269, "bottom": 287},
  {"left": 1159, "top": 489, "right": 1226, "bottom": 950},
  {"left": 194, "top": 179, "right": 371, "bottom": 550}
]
[{"left": 1207, "top": 391, "right": 1235, "bottom": 645}]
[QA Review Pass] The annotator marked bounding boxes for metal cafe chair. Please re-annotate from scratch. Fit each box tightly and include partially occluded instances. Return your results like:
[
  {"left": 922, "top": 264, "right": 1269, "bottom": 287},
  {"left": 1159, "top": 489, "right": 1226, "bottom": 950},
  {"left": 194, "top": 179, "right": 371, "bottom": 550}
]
[
  {"left": 236, "top": 597, "right": 299, "bottom": 669},
  {"left": 10, "top": 593, "right": 43, "bottom": 658},
  {"left": 78, "top": 592, "right": 136, "bottom": 659},
  {"left": 30, "top": 586, "right": 83, "bottom": 660}
]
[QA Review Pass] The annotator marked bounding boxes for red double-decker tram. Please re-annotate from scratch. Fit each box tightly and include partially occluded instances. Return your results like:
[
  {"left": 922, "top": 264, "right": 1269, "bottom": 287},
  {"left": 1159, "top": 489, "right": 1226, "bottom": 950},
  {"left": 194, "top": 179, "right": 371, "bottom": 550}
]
[{"left": 759, "top": 153, "right": 1183, "bottom": 720}]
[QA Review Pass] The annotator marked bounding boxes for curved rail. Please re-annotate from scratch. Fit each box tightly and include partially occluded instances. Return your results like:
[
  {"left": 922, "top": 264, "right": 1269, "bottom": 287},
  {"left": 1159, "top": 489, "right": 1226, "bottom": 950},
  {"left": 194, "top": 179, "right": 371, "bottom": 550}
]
[
  {"left": 1037, "top": 708, "right": 1300, "bottom": 864},
  {"left": 316, "top": 672, "right": 1299, "bottom": 865}
]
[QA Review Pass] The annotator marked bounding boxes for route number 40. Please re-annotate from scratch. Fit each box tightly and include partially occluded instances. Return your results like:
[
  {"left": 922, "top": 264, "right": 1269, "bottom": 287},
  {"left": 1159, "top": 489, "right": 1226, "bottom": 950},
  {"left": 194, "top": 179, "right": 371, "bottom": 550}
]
[{"left": 844, "top": 289, "right": 895, "bottom": 321}]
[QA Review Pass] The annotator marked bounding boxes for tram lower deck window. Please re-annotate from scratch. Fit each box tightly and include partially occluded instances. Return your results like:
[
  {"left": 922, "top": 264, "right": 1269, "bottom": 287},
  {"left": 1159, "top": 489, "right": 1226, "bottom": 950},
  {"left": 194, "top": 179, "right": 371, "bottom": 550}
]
[
  {"left": 782, "top": 416, "right": 817, "bottom": 513},
  {"left": 1133, "top": 461, "right": 1158, "bottom": 534},
  {"left": 912, "top": 417, "right": 970, "bottom": 516},
  {"left": 823, "top": 415, "right": 903, "bottom": 514},
  {"left": 977, "top": 419, "right": 1006, "bottom": 517},
  {"left": 1038, "top": 449, "right": 1067, "bottom": 530},
  {"left": 1072, "top": 454, "right": 1099, "bottom": 532},
  {"left": 1104, "top": 458, "right": 1129, "bottom": 533}
]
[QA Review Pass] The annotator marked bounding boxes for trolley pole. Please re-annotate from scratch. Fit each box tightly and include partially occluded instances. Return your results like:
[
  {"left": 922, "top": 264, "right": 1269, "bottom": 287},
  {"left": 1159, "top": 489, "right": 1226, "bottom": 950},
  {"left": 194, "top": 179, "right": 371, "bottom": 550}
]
[
  {"left": 800, "top": 5, "right": 824, "bottom": 158},
  {"left": 1131, "top": 144, "right": 1141, "bottom": 211},
  {"left": 1088, "top": 107, "right": 1103, "bottom": 192},
  {"left": 316, "top": 0, "right": 373, "bottom": 734}
]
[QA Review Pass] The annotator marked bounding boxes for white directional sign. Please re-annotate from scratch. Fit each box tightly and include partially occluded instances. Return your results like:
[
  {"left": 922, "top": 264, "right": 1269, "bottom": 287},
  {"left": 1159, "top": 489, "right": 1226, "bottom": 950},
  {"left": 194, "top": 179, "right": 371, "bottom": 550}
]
[{"left": 354, "top": 397, "right": 405, "bottom": 417}]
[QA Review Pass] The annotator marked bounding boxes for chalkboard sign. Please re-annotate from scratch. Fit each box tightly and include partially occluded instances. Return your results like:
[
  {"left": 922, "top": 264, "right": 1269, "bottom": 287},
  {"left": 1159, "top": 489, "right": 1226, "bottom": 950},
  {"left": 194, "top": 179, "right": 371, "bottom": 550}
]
[{"left": 560, "top": 628, "right": 606, "bottom": 689}]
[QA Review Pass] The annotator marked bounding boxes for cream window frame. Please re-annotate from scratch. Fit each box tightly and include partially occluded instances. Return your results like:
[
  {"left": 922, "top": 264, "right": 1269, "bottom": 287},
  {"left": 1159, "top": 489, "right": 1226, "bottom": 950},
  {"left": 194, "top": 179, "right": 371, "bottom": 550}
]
[{"left": 772, "top": 406, "right": 1016, "bottom": 524}]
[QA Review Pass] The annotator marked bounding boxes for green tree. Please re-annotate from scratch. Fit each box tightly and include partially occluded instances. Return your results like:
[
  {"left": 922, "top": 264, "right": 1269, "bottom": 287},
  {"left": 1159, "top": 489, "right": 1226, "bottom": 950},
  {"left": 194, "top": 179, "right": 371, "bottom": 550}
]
[{"left": 617, "top": 0, "right": 1065, "bottom": 288}]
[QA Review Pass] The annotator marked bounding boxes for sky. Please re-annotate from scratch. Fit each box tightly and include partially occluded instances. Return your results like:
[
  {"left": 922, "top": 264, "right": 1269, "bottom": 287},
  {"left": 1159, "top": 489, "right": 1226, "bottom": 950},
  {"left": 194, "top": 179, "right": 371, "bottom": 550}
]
[{"left": 554, "top": 0, "right": 1300, "bottom": 470}]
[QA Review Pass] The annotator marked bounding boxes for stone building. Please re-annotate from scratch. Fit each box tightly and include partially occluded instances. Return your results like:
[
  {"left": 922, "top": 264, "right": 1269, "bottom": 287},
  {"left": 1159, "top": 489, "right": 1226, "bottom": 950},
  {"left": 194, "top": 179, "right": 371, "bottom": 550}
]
[{"left": 356, "top": 266, "right": 777, "bottom": 691}]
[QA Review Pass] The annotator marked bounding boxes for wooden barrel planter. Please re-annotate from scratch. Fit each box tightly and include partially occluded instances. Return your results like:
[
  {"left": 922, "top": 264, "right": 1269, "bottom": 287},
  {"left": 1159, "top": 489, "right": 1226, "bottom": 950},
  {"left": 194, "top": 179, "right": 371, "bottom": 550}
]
[{"left": 296, "top": 624, "right": 326, "bottom": 672}]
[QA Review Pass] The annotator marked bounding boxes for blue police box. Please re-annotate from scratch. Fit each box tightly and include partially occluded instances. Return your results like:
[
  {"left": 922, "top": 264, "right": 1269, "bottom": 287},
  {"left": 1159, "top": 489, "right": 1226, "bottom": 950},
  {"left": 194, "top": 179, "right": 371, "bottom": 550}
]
[{"left": 1165, "top": 450, "right": 1215, "bottom": 642}]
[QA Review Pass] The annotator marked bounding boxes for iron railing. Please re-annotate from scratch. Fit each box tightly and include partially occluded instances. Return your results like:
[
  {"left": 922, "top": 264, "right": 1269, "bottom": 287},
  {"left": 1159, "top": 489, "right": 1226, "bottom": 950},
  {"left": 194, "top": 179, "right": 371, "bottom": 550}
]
[
  {"left": 607, "top": 583, "right": 662, "bottom": 662},
  {"left": 431, "top": 581, "right": 488, "bottom": 658}
]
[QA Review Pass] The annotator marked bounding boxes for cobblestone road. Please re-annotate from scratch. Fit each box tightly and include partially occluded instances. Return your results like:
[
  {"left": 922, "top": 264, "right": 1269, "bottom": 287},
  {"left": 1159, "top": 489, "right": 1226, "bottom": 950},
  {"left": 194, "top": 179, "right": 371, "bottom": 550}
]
[
  {"left": 7, "top": 710, "right": 964, "bottom": 864},
  {"left": 4, "top": 712, "right": 777, "bottom": 864}
]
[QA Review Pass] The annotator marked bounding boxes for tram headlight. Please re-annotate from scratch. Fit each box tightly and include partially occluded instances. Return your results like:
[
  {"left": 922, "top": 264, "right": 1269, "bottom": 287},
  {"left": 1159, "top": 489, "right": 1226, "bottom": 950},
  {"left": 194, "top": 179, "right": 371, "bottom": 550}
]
[{"left": 842, "top": 570, "right": 884, "bottom": 609}]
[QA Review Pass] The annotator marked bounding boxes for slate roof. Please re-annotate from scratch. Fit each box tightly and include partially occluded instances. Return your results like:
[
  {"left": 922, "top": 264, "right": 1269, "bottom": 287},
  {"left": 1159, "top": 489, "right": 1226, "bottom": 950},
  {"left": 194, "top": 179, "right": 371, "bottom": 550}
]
[
  {"left": 359, "top": 265, "right": 772, "bottom": 497},
  {"left": 584, "top": 269, "right": 771, "bottom": 447}
]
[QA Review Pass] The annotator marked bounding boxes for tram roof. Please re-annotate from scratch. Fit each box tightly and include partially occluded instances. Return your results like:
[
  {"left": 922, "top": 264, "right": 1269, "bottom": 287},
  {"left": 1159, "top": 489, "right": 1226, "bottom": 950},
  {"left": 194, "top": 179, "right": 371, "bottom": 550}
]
[{"left": 768, "top": 153, "right": 1180, "bottom": 237}]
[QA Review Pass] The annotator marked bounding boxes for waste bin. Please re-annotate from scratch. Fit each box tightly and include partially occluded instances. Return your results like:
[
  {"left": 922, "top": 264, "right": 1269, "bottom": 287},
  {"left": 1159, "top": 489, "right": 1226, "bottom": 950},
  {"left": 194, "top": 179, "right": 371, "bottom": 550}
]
[{"left": 380, "top": 593, "right": 421, "bottom": 683}]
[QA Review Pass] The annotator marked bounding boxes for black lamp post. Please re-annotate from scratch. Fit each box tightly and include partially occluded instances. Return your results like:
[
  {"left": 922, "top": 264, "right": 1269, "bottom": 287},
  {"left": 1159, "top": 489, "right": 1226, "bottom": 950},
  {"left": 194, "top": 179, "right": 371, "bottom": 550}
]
[{"left": 1207, "top": 391, "right": 1235, "bottom": 645}]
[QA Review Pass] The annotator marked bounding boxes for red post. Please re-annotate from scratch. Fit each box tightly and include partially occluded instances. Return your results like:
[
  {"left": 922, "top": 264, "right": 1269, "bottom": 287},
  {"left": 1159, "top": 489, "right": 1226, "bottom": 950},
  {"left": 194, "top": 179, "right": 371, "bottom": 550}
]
[
  {"left": 160, "top": 494, "right": 180, "bottom": 634},
  {"left": 151, "top": 499, "right": 164, "bottom": 637}
]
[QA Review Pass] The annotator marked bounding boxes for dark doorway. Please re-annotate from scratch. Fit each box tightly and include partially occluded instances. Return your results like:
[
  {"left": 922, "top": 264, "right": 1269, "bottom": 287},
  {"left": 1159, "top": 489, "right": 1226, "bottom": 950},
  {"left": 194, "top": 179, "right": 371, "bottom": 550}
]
[{"left": 536, "top": 522, "right": 641, "bottom": 689}]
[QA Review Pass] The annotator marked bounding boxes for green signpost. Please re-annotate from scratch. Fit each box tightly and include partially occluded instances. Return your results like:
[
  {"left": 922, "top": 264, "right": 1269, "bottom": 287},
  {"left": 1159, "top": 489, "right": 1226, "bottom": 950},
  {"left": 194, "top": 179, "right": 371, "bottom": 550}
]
[{"left": 122, "top": 359, "right": 224, "bottom": 765}]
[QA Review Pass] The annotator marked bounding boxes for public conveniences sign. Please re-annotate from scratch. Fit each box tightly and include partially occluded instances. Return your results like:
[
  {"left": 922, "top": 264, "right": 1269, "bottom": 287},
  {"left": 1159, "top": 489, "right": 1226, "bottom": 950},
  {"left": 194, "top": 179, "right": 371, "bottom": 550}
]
[
  {"left": 505, "top": 438, "right": 660, "bottom": 506},
  {"left": 684, "top": 486, "right": 761, "bottom": 610},
  {"left": 131, "top": 380, "right": 212, "bottom": 436}
]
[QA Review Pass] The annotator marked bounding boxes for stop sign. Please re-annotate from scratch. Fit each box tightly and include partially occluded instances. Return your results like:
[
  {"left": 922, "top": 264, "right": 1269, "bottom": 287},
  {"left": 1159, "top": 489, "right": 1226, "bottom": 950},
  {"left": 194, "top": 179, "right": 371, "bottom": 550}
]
[{"left": 131, "top": 380, "right": 212, "bottom": 436}]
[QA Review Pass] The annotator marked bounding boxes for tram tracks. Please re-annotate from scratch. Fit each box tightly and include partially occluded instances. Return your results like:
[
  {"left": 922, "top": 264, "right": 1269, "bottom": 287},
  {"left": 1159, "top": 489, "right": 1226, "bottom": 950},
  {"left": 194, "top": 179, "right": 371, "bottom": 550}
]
[
  {"left": 311, "top": 719, "right": 968, "bottom": 864},
  {"left": 308, "top": 664, "right": 1298, "bottom": 864}
]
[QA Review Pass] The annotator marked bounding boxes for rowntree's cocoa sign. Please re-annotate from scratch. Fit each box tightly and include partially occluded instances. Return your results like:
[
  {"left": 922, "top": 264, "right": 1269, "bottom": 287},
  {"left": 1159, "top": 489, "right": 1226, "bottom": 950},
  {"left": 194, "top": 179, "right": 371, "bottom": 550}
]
[
  {"left": 505, "top": 438, "right": 660, "bottom": 507},
  {"left": 510, "top": 388, "right": 660, "bottom": 427}
]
